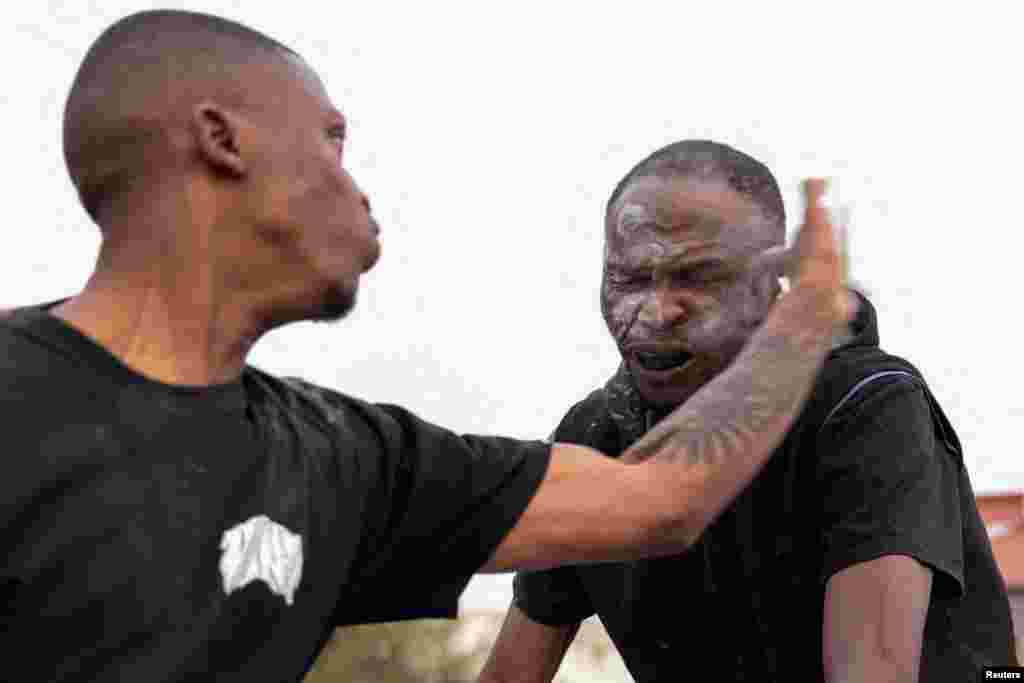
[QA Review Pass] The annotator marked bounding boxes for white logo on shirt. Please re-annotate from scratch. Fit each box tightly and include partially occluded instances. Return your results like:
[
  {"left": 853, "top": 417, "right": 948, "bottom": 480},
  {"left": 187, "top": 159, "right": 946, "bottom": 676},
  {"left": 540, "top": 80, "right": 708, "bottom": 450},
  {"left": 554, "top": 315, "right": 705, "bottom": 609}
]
[{"left": 219, "top": 514, "right": 303, "bottom": 606}]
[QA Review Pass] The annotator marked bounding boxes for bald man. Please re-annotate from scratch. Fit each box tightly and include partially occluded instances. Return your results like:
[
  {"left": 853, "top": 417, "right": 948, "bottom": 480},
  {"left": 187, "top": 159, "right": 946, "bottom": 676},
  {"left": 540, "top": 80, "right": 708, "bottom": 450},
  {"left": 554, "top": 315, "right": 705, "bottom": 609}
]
[{"left": 0, "top": 10, "right": 852, "bottom": 682}]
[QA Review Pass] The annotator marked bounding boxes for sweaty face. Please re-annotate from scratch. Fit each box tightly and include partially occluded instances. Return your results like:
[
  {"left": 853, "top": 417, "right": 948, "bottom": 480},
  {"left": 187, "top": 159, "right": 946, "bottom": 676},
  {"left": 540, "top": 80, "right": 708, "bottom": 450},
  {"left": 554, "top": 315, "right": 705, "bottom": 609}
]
[
  {"left": 601, "top": 174, "right": 781, "bottom": 408},
  {"left": 248, "top": 53, "right": 380, "bottom": 322}
]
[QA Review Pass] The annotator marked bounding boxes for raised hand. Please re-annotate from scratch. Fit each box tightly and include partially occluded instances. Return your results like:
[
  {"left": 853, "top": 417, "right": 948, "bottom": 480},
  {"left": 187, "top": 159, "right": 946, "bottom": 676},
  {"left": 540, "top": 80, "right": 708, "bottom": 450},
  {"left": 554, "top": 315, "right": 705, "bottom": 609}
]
[{"left": 755, "top": 178, "right": 857, "bottom": 328}]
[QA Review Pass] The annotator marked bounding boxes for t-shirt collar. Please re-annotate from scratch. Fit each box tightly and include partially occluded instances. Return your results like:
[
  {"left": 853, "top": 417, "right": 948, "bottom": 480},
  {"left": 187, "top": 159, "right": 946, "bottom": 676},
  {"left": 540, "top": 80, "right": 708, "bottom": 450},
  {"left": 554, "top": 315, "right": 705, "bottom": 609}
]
[{"left": 7, "top": 300, "right": 249, "bottom": 415}]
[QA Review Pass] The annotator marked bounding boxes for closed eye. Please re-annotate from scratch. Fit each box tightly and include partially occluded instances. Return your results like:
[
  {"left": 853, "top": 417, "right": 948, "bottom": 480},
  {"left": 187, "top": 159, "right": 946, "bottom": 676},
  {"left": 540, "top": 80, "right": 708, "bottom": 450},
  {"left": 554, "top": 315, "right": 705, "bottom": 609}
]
[
  {"left": 678, "top": 267, "right": 727, "bottom": 284},
  {"left": 607, "top": 270, "right": 651, "bottom": 288},
  {"left": 666, "top": 258, "right": 737, "bottom": 286}
]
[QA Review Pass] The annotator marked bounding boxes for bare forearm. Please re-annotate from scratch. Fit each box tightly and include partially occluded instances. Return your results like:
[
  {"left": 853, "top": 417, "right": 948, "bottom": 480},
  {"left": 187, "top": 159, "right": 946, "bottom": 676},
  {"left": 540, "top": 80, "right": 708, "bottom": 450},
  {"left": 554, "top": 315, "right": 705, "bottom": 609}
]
[
  {"left": 477, "top": 607, "right": 579, "bottom": 683},
  {"left": 622, "top": 287, "right": 840, "bottom": 543}
]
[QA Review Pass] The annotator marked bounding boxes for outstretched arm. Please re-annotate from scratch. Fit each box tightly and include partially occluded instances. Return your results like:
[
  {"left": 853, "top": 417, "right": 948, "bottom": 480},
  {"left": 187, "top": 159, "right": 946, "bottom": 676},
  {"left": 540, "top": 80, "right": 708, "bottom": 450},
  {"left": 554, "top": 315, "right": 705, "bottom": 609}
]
[{"left": 483, "top": 179, "right": 855, "bottom": 572}]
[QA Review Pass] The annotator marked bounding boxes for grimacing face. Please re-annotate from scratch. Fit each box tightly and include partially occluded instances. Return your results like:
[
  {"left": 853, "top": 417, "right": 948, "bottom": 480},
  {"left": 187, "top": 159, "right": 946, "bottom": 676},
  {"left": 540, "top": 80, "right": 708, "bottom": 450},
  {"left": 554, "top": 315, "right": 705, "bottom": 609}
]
[
  {"left": 246, "top": 53, "right": 380, "bottom": 322},
  {"left": 601, "top": 174, "right": 782, "bottom": 408}
]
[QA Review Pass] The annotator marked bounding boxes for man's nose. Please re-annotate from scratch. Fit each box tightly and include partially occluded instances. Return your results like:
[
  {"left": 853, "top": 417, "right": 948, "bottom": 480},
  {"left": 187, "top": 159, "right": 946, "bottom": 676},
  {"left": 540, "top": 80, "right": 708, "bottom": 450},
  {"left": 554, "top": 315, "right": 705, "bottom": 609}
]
[
  {"left": 638, "top": 288, "right": 688, "bottom": 329},
  {"left": 359, "top": 193, "right": 381, "bottom": 236}
]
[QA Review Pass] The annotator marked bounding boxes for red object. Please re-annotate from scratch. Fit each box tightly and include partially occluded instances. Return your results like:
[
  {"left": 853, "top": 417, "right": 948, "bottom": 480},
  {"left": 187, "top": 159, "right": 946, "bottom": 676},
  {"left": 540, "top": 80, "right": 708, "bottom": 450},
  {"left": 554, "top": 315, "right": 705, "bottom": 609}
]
[
  {"left": 979, "top": 492, "right": 1024, "bottom": 650},
  {"left": 980, "top": 492, "right": 1024, "bottom": 590}
]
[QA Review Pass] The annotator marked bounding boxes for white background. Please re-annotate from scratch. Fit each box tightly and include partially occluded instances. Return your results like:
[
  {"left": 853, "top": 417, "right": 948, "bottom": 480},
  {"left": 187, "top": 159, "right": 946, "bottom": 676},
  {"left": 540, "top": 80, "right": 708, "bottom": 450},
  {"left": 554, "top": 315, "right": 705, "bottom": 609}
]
[{"left": 4, "top": 1, "right": 1021, "bottom": 610}]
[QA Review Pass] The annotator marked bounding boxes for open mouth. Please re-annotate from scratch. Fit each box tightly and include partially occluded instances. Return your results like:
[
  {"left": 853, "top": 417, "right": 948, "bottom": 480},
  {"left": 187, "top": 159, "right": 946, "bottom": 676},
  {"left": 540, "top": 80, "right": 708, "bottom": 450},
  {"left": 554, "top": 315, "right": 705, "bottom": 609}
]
[{"left": 634, "top": 350, "right": 694, "bottom": 372}]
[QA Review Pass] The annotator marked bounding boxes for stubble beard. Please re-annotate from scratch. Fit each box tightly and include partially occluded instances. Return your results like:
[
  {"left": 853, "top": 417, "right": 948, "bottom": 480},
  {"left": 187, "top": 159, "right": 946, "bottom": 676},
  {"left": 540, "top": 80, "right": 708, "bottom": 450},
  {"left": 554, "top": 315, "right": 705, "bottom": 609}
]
[{"left": 310, "top": 281, "right": 357, "bottom": 323}]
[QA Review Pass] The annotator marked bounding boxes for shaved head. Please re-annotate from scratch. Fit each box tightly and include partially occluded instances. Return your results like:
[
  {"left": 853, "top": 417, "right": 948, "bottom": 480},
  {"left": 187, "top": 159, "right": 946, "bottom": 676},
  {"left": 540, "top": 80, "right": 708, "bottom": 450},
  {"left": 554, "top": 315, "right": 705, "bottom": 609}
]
[
  {"left": 49, "top": 8, "right": 378, "bottom": 384},
  {"left": 60, "top": 9, "right": 378, "bottom": 326},
  {"left": 63, "top": 10, "right": 298, "bottom": 223},
  {"left": 605, "top": 140, "right": 786, "bottom": 244},
  {"left": 601, "top": 142, "right": 788, "bottom": 407}
]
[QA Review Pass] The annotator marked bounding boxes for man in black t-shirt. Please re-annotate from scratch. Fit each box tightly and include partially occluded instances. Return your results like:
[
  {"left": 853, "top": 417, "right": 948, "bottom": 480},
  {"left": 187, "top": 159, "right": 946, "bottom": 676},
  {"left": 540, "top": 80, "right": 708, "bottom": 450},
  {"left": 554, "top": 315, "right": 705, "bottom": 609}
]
[
  {"left": 0, "top": 11, "right": 855, "bottom": 682},
  {"left": 479, "top": 141, "right": 1016, "bottom": 683}
]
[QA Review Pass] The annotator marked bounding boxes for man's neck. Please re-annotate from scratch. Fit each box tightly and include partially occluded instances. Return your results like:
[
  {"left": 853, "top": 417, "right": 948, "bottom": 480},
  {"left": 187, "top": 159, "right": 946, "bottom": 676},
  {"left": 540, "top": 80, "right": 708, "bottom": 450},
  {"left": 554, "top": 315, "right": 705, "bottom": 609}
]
[{"left": 53, "top": 265, "right": 263, "bottom": 387}]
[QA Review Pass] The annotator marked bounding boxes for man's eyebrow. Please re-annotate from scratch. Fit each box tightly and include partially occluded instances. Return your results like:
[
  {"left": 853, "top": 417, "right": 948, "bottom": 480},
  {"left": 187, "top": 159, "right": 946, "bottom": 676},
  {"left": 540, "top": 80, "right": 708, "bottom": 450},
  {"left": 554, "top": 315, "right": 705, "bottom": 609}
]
[
  {"left": 667, "top": 242, "right": 741, "bottom": 265},
  {"left": 624, "top": 251, "right": 729, "bottom": 273},
  {"left": 606, "top": 254, "right": 718, "bottom": 273}
]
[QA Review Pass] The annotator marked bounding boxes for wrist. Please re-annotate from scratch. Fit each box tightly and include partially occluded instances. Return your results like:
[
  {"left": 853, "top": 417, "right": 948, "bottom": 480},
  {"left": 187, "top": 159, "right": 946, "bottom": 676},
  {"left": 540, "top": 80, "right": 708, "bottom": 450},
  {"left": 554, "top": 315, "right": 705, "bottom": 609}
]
[{"left": 749, "top": 288, "right": 848, "bottom": 363}]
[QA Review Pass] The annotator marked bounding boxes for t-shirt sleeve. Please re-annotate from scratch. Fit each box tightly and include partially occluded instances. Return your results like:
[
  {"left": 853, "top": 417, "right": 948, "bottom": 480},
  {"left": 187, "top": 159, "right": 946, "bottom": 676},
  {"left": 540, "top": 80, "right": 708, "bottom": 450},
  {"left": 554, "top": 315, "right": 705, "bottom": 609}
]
[
  {"left": 510, "top": 401, "right": 597, "bottom": 626},
  {"left": 815, "top": 377, "right": 965, "bottom": 598},
  {"left": 512, "top": 566, "right": 594, "bottom": 626},
  {"left": 338, "top": 399, "right": 552, "bottom": 625}
]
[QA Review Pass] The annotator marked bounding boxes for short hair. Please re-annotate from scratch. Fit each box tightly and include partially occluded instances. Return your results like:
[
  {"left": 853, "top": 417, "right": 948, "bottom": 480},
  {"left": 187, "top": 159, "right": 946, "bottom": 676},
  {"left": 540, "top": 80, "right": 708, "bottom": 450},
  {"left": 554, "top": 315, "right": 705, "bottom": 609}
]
[
  {"left": 605, "top": 140, "right": 786, "bottom": 231},
  {"left": 63, "top": 10, "right": 297, "bottom": 222}
]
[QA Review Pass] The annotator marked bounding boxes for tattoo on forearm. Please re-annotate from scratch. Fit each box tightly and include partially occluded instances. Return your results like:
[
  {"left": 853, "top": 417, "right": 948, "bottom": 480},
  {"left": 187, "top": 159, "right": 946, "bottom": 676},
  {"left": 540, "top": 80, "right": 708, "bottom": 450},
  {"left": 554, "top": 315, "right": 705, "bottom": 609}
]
[{"left": 621, "top": 292, "right": 837, "bottom": 478}]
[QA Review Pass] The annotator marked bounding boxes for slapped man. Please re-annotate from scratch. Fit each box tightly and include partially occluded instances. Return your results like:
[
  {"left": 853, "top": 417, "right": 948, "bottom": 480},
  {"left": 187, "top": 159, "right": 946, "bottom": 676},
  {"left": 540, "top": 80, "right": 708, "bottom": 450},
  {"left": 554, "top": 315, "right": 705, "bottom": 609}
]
[{"left": 478, "top": 141, "right": 1015, "bottom": 683}]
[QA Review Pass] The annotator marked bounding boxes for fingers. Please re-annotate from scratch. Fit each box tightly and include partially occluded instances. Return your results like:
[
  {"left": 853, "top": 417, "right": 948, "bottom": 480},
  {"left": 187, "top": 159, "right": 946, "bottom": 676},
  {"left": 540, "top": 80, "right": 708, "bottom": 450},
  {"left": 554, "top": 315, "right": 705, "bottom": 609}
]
[
  {"left": 836, "top": 204, "right": 851, "bottom": 287},
  {"left": 803, "top": 178, "right": 829, "bottom": 212},
  {"left": 750, "top": 178, "right": 838, "bottom": 284},
  {"left": 751, "top": 178, "right": 858, "bottom": 325},
  {"left": 747, "top": 176, "right": 861, "bottom": 327},
  {"left": 793, "top": 178, "right": 840, "bottom": 282}
]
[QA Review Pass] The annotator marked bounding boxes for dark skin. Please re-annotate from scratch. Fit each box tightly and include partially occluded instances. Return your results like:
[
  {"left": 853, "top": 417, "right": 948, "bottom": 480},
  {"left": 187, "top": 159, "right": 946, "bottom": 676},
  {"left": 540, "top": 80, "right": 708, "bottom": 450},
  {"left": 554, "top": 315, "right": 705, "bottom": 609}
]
[
  {"left": 52, "top": 50, "right": 379, "bottom": 386},
  {"left": 3, "top": 82, "right": 852, "bottom": 568},
  {"left": 1, "top": 108, "right": 907, "bottom": 675},
  {"left": 6, "top": 11, "right": 856, "bottom": 657},
  {"left": 602, "top": 174, "right": 782, "bottom": 409},
  {"left": 479, "top": 175, "right": 929, "bottom": 683}
]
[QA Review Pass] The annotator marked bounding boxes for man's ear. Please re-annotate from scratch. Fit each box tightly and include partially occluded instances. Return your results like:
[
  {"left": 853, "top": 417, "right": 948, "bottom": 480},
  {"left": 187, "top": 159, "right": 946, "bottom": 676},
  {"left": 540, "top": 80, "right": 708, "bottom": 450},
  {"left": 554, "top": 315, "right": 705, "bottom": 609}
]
[{"left": 191, "top": 101, "right": 248, "bottom": 177}]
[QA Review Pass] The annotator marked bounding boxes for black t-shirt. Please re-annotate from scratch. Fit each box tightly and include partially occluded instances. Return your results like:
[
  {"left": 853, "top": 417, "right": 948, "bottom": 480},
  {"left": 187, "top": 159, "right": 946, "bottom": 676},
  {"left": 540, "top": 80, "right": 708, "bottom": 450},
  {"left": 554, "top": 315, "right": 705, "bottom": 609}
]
[
  {"left": 515, "top": 295, "right": 1015, "bottom": 682},
  {"left": 0, "top": 305, "right": 551, "bottom": 682}
]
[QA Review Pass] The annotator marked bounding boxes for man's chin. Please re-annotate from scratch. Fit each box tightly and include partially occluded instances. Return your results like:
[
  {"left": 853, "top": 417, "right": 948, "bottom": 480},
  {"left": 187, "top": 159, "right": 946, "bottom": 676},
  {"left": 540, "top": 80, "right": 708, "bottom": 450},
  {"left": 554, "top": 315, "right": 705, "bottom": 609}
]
[{"left": 310, "top": 284, "right": 356, "bottom": 323}]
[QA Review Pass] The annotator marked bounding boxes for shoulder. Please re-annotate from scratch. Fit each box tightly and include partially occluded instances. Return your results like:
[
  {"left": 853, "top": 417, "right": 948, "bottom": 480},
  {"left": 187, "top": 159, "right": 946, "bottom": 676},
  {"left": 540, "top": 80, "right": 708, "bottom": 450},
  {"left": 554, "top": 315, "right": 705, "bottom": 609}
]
[
  {"left": 821, "top": 376, "right": 932, "bottom": 452},
  {"left": 780, "top": 345, "right": 957, "bottom": 484},
  {"left": 0, "top": 317, "right": 121, "bottom": 461},
  {"left": 809, "top": 291, "right": 927, "bottom": 416},
  {"left": 0, "top": 315, "right": 51, "bottom": 375},
  {"left": 810, "top": 350, "right": 960, "bottom": 478},
  {"left": 246, "top": 371, "right": 353, "bottom": 418},
  {"left": 0, "top": 314, "right": 93, "bottom": 405},
  {"left": 244, "top": 369, "right": 440, "bottom": 450},
  {"left": 800, "top": 344, "right": 926, "bottom": 436},
  {"left": 551, "top": 386, "right": 617, "bottom": 447},
  {"left": 554, "top": 387, "right": 607, "bottom": 434},
  {"left": 245, "top": 370, "right": 371, "bottom": 429}
]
